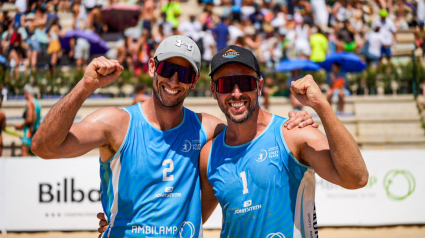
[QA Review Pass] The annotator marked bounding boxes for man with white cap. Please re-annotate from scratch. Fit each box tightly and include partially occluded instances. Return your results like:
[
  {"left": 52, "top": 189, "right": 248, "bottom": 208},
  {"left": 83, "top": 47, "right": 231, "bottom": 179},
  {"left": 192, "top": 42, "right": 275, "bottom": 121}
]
[{"left": 32, "top": 35, "right": 315, "bottom": 237}]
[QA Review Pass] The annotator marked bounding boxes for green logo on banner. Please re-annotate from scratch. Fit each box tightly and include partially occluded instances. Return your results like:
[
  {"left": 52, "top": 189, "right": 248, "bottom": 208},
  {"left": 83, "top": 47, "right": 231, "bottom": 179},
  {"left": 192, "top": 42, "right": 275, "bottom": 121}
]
[{"left": 383, "top": 170, "right": 415, "bottom": 201}]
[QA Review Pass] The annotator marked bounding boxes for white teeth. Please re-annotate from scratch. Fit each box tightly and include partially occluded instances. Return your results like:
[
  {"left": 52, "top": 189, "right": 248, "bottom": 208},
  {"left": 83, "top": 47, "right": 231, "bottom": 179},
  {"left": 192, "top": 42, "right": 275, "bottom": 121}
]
[
  {"left": 231, "top": 102, "right": 244, "bottom": 108},
  {"left": 164, "top": 87, "right": 178, "bottom": 95}
]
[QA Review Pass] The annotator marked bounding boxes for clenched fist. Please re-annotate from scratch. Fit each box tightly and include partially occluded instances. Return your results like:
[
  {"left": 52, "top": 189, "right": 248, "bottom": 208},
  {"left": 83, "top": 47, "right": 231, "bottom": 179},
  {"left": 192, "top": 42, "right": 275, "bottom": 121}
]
[
  {"left": 290, "top": 75, "right": 328, "bottom": 110},
  {"left": 83, "top": 56, "right": 124, "bottom": 91}
]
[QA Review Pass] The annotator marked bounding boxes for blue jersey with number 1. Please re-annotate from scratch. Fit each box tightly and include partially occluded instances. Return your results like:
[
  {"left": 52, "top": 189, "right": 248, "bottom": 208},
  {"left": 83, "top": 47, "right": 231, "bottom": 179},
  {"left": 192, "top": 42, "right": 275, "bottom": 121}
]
[
  {"left": 207, "top": 114, "right": 318, "bottom": 238},
  {"left": 100, "top": 103, "right": 207, "bottom": 237}
]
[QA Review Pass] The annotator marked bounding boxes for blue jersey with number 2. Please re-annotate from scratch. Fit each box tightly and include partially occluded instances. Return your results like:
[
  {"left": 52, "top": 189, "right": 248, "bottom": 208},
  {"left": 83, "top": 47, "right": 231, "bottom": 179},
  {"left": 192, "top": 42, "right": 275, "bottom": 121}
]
[
  {"left": 100, "top": 103, "right": 207, "bottom": 237},
  {"left": 207, "top": 114, "right": 318, "bottom": 238}
]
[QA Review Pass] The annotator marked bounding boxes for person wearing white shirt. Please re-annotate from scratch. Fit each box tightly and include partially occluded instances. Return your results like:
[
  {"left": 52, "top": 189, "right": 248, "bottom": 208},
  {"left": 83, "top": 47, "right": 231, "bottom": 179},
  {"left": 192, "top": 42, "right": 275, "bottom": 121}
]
[
  {"left": 365, "top": 26, "right": 385, "bottom": 67},
  {"left": 200, "top": 30, "right": 216, "bottom": 67},
  {"left": 178, "top": 15, "right": 203, "bottom": 41},
  {"left": 371, "top": 9, "right": 397, "bottom": 62}
]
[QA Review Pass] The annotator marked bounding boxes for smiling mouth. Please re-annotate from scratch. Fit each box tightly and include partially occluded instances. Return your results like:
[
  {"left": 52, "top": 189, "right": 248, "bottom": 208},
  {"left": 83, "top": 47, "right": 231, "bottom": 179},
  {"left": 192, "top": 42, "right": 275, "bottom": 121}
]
[
  {"left": 229, "top": 101, "right": 247, "bottom": 109},
  {"left": 163, "top": 86, "right": 180, "bottom": 95}
]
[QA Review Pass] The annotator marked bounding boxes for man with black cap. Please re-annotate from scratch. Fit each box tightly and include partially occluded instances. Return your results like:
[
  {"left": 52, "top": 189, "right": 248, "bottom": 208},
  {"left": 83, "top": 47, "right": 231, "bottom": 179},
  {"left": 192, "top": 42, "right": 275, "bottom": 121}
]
[
  {"left": 32, "top": 36, "right": 315, "bottom": 237},
  {"left": 199, "top": 45, "right": 369, "bottom": 237}
]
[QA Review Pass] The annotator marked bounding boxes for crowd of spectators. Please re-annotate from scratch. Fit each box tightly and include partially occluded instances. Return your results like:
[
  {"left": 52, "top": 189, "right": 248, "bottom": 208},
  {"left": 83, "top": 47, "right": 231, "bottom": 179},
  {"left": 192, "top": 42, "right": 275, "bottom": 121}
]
[
  {"left": 0, "top": 0, "right": 424, "bottom": 95},
  {"left": 0, "top": 0, "right": 424, "bottom": 77}
]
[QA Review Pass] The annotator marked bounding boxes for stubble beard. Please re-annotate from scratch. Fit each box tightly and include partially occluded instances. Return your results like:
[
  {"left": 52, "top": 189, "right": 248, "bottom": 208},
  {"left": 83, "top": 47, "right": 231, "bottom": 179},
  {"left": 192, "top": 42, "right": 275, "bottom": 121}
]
[
  {"left": 152, "top": 74, "right": 190, "bottom": 108},
  {"left": 218, "top": 94, "right": 258, "bottom": 124}
]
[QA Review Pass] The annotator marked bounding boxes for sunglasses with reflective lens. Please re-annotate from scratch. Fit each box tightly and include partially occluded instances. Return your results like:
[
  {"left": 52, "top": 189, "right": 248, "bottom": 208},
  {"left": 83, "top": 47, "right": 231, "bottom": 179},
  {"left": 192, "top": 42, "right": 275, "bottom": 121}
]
[
  {"left": 213, "top": 75, "right": 259, "bottom": 93},
  {"left": 155, "top": 59, "right": 197, "bottom": 84}
]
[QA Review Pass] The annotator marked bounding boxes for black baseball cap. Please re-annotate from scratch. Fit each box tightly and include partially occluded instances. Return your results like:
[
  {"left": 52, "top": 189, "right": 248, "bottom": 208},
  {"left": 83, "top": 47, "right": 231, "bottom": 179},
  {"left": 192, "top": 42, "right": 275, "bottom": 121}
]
[{"left": 209, "top": 45, "right": 261, "bottom": 78}]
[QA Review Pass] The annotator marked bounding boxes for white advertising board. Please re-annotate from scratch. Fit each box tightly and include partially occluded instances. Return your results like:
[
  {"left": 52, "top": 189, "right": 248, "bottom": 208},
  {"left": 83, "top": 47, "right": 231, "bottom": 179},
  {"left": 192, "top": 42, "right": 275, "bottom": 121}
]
[
  {"left": 3, "top": 157, "right": 103, "bottom": 231},
  {"left": 1, "top": 150, "right": 424, "bottom": 231},
  {"left": 0, "top": 159, "right": 5, "bottom": 234},
  {"left": 315, "top": 149, "right": 425, "bottom": 226}
]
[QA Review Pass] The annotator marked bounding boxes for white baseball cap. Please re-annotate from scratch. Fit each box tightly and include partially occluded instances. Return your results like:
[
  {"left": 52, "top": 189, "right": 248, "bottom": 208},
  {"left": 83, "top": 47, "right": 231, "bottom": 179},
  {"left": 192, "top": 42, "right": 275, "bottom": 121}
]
[{"left": 154, "top": 35, "right": 201, "bottom": 74}]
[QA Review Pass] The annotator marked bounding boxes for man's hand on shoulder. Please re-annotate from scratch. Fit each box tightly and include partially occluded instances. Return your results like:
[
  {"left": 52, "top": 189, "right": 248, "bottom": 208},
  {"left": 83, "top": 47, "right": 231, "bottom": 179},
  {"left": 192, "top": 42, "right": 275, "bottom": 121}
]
[{"left": 283, "top": 110, "right": 319, "bottom": 130}]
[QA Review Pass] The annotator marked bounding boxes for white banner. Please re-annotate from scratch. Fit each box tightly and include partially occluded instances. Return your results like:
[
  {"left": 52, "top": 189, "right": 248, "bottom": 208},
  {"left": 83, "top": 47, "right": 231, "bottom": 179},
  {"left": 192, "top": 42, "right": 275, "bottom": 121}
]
[
  {"left": 315, "top": 149, "right": 425, "bottom": 226},
  {"left": 3, "top": 157, "right": 103, "bottom": 231},
  {"left": 1, "top": 150, "right": 425, "bottom": 231},
  {"left": 0, "top": 159, "right": 5, "bottom": 234}
]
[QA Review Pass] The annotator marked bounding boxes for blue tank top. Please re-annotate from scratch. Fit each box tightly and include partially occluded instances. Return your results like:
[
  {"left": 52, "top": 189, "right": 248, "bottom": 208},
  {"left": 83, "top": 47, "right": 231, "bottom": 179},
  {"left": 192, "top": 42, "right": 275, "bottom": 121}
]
[
  {"left": 207, "top": 114, "right": 318, "bottom": 238},
  {"left": 100, "top": 103, "right": 207, "bottom": 237}
]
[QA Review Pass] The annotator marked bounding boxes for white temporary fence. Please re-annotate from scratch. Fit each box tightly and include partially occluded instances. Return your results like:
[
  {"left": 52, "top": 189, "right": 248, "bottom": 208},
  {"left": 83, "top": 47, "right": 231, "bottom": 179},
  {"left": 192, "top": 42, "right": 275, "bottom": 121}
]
[{"left": 0, "top": 150, "right": 424, "bottom": 232}]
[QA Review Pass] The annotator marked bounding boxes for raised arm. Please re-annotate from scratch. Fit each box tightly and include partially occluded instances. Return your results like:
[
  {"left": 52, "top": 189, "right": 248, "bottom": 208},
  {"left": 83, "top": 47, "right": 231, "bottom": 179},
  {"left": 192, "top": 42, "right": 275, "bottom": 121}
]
[
  {"left": 286, "top": 75, "right": 368, "bottom": 189},
  {"left": 31, "top": 57, "right": 125, "bottom": 159},
  {"left": 199, "top": 140, "right": 219, "bottom": 224}
]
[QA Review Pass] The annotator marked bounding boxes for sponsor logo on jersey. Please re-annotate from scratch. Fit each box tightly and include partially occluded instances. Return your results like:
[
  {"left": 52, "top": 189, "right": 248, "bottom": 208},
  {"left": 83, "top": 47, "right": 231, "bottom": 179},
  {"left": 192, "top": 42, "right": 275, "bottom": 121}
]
[
  {"left": 179, "top": 221, "right": 195, "bottom": 238},
  {"left": 155, "top": 187, "right": 181, "bottom": 198},
  {"left": 181, "top": 140, "right": 192, "bottom": 152},
  {"left": 181, "top": 140, "right": 202, "bottom": 152},
  {"left": 256, "top": 149, "right": 268, "bottom": 162},
  {"left": 131, "top": 225, "right": 178, "bottom": 235},
  {"left": 266, "top": 232, "right": 286, "bottom": 238},
  {"left": 234, "top": 202, "right": 262, "bottom": 214},
  {"left": 222, "top": 49, "right": 239, "bottom": 59},
  {"left": 268, "top": 146, "right": 279, "bottom": 159}
]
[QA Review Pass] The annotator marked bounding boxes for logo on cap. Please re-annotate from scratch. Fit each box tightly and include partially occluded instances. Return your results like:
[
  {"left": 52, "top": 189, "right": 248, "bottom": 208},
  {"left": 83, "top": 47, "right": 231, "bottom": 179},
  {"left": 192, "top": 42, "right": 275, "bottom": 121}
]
[
  {"left": 222, "top": 49, "right": 239, "bottom": 59},
  {"left": 176, "top": 39, "right": 193, "bottom": 51}
]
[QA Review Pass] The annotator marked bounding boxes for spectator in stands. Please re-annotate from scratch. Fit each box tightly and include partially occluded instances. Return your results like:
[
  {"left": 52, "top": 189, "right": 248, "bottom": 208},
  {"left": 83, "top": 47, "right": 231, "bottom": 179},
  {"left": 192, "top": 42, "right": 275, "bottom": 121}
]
[
  {"left": 15, "top": 85, "right": 41, "bottom": 156},
  {"left": 337, "top": 20, "right": 357, "bottom": 52},
  {"left": 270, "top": 28, "right": 290, "bottom": 65},
  {"left": 117, "top": 36, "right": 133, "bottom": 73},
  {"left": 156, "top": 12, "right": 173, "bottom": 38},
  {"left": 24, "top": 13, "right": 40, "bottom": 74},
  {"left": 365, "top": 26, "right": 385, "bottom": 67},
  {"left": 199, "top": 29, "right": 216, "bottom": 67},
  {"left": 312, "top": 0, "right": 329, "bottom": 27},
  {"left": 212, "top": 17, "right": 230, "bottom": 51},
  {"left": 326, "top": 62, "right": 347, "bottom": 112},
  {"left": 294, "top": 19, "right": 311, "bottom": 58},
  {"left": 372, "top": 9, "right": 397, "bottom": 64},
  {"left": 227, "top": 20, "right": 244, "bottom": 45},
  {"left": 75, "top": 35, "right": 91, "bottom": 71},
  {"left": 138, "top": 29, "right": 154, "bottom": 73},
  {"left": 13, "top": 3, "right": 26, "bottom": 28},
  {"left": 7, "top": 25, "right": 25, "bottom": 78},
  {"left": 71, "top": 2, "right": 87, "bottom": 30},
  {"left": 199, "top": 3, "right": 215, "bottom": 30},
  {"left": 416, "top": 0, "right": 425, "bottom": 28},
  {"left": 133, "top": 83, "right": 149, "bottom": 104},
  {"left": 47, "top": 18, "right": 61, "bottom": 77},
  {"left": 310, "top": 26, "right": 328, "bottom": 62},
  {"left": 0, "top": 11, "right": 12, "bottom": 36},
  {"left": 0, "top": 96, "right": 5, "bottom": 156},
  {"left": 415, "top": 23, "right": 425, "bottom": 61},
  {"left": 161, "top": 0, "right": 182, "bottom": 29},
  {"left": 58, "top": 0, "right": 70, "bottom": 13},
  {"left": 331, "top": 0, "right": 353, "bottom": 24},
  {"left": 178, "top": 14, "right": 203, "bottom": 42}
]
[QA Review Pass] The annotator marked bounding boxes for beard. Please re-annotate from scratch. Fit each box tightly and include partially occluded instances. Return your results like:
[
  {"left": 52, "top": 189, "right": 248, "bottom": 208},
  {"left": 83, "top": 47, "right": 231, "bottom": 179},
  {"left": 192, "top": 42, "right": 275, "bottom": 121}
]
[
  {"left": 217, "top": 93, "right": 258, "bottom": 124},
  {"left": 152, "top": 74, "right": 190, "bottom": 108}
]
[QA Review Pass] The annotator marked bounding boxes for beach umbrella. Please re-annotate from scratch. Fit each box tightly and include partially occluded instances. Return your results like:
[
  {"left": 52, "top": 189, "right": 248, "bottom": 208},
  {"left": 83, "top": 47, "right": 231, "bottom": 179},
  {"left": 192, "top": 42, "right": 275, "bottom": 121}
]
[
  {"left": 275, "top": 58, "right": 322, "bottom": 72},
  {"left": 60, "top": 30, "right": 110, "bottom": 55},
  {"left": 320, "top": 52, "right": 366, "bottom": 73}
]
